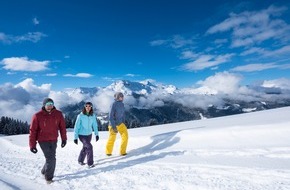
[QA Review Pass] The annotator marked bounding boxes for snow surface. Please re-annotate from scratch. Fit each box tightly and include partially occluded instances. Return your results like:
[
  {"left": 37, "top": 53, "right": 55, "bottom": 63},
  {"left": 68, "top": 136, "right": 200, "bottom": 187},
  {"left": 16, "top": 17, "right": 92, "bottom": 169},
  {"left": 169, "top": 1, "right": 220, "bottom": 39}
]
[{"left": 1, "top": 107, "right": 290, "bottom": 190}]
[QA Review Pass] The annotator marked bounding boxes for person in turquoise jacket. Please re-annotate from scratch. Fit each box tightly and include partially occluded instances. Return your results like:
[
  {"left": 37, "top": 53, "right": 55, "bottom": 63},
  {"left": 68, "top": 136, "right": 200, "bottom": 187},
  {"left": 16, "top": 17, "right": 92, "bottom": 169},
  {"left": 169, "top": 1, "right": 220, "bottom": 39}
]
[{"left": 74, "top": 102, "right": 99, "bottom": 168}]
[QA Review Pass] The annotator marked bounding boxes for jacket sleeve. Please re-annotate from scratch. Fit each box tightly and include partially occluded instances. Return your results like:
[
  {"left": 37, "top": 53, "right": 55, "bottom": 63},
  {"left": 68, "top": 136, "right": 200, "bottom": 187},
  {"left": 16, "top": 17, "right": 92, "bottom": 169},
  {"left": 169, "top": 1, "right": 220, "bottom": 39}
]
[
  {"left": 59, "top": 112, "right": 67, "bottom": 141},
  {"left": 92, "top": 114, "right": 99, "bottom": 136},
  {"left": 29, "top": 114, "right": 38, "bottom": 148},
  {"left": 109, "top": 102, "right": 116, "bottom": 129},
  {"left": 74, "top": 114, "right": 81, "bottom": 140}
]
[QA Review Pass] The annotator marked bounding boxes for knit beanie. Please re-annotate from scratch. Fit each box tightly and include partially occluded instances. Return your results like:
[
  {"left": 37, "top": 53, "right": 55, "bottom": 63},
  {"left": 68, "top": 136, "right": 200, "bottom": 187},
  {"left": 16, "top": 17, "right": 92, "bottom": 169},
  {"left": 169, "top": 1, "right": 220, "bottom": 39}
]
[
  {"left": 84, "top": 102, "right": 93, "bottom": 107},
  {"left": 43, "top": 98, "right": 54, "bottom": 106},
  {"left": 114, "top": 92, "right": 124, "bottom": 100}
]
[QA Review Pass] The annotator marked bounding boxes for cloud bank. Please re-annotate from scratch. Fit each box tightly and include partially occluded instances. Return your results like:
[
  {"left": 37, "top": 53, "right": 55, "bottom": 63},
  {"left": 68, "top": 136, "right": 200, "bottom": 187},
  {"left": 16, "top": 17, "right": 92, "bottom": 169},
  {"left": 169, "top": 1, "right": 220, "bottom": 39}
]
[{"left": 1, "top": 73, "right": 290, "bottom": 123}]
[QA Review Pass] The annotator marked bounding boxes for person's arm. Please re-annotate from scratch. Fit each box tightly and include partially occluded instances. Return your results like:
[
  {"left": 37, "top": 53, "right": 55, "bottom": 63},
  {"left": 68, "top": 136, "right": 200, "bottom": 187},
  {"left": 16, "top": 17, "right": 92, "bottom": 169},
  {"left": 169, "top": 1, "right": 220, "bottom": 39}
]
[
  {"left": 74, "top": 114, "right": 81, "bottom": 140},
  {"left": 29, "top": 114, "right": 38, "bottom": 149},
  {"left": 59, "top": 112, "right": 67, "bottom": 141},
  {"left": 92, "top": 114, "right": 99, "bottom": 136},
  {"left": 109, "top": 103, "right": 116, "bottom": 129}
]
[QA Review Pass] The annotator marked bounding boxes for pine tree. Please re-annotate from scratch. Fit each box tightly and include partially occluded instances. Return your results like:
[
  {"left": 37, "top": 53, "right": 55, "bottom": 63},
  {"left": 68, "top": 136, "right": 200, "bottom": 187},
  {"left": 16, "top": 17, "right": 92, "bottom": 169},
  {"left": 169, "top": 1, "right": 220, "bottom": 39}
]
[{"left": 0, "top": 116, "right": 30, "bottom": 135}]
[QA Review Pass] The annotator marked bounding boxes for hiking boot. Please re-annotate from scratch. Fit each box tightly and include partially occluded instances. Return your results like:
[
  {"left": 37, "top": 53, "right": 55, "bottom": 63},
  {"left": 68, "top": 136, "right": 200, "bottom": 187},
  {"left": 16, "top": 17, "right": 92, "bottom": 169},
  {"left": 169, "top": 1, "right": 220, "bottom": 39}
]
[
  {"left": 106, "top": 154, "right": 112, "bottom": 156},
  {"left": 120, "top": 153, "right": 127, "bottom": 156},
  {"left": 45, "top": 178, "right": 53, "bottom": 184},
  {"left": 78, "top": 161, "right": 85, "bottom": 165},
  {"left": 46, "top": 179, "right": 53, "bottom": 184},
  {"left": 88, "top": 164, "right": 95, "bottom": 168}
]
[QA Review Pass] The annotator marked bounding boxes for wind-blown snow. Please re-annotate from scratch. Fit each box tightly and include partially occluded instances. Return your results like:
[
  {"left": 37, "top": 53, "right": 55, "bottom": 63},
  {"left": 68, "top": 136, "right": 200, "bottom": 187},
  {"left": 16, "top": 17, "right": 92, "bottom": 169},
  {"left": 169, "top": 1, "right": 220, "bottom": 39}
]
[{"left": 1, "top": 107, "right": 290, "bottom": 190}]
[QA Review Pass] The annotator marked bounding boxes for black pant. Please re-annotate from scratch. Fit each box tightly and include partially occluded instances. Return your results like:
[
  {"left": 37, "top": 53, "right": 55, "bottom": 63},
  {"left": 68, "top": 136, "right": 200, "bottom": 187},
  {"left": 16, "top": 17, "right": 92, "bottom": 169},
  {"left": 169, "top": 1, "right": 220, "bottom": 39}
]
[
  {"left": 78, "top": 134, "right": 94, "bottom": 166},
  {"left": 39, "top": 142, "right": 57, "bottom": 180}
]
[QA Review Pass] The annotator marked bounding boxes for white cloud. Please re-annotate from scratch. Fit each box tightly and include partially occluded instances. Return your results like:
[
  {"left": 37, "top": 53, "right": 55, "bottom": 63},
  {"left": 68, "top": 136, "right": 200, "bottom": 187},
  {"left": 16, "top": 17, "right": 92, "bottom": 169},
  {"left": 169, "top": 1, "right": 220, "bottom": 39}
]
[
  {"left": 206, "top": 5, "right": 290, "bottom": 48},
  {"left": 214, "top": 38, "right": 228, "bottom": 44},
  {"left": 14, "top": 32, "right": 46, "bottom": 43},
  {"left": 46, "top": 73, "right": 57, "bottom": 76},
  {"left": 180, "top": 53, "right": 234, "bottom": 71},
  {"left": 231, "top": 62, "right": 290, "bottom": 72},
  {"left": 241, "top": 47, "right": 266, "bottom": 56},
  {"left": 0, "top": 33, "right": 10, "bottom": 43},
  {"left": 16, "top": 78, "right": 51, "bottom": 94},
  {"left": 231, "top": 63, "right": 278, "bottom": 72},
  {"left": 240, "top": 45, "right": 290, "bottom": 61},
  {"left": 150, "top": 39, "right": 167, "bottom": 46},
  {"left": 48, "top": 90, "right": 86, "bottom": 109},
  {"left": 63, "top": 73, "right": 93, "bottom": 78},
  {"left": 261, "top": 78, "right": 290, "bottom": 90},
  {"left": 180, "top": 50, "right": 199, "bottom": 60},
  {"left": 0, "top": 99, "right": 37, "bottom": 124},
  {"left": 1, "top": 76, "right": 290, "bottom": 123},
  {"left": 32, "top": 17, "right": 39, "bottom": 25},
  {"left": 0, "top": 79, "right": 51, "bottom": 122},
  {"left": 172, "top": 93, "right": 224, "bottom": 109},
  {"left": 0, "top": 32, "right": 46, "bottom": 44},
  {"left": 150, "top": 35, "right": 194, "bottom": 49},
  {"left": 92, "top": 90, "right": 115, "bottom": 113},
  {"left": 196, "top": 72, "right": 242, "bottom": 94},
  {"left": 125, "top": 73, "right": 138, "bottom": 77},
  {"left": 170, "top": 35, "right": 194, "bottom": 49},
  {"left": 1, "top": 57, "right": 50, "bottom": 72},
  {"left": 263, "top": 45, "right": 290, "bottom": 57}
]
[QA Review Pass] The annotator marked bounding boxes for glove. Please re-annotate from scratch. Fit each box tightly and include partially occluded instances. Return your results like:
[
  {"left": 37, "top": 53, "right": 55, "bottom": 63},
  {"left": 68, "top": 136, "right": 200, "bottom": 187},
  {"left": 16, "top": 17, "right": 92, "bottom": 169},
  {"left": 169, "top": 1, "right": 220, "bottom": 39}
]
[
  {"left": 61, "top": 140, "right": 67, "bottom": 148},
  {"left": 112, "top": 127, "right": 118, "bottom": 133},
  {"left": 96, "top": 135, "right": 99, "bottom": 142},
  {"left": 30, "top": 148, "right": 37, "bottom": 154},
  {"left": 74, "top": 139, "right": 78, "bottom": 145}
]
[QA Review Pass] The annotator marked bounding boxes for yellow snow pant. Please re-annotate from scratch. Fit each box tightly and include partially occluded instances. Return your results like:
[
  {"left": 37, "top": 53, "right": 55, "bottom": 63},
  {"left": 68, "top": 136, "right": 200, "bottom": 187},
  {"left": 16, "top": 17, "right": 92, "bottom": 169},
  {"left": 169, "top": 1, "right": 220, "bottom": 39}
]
[{"left": 106, "top": 123, "right": 128, "bottom": 155}]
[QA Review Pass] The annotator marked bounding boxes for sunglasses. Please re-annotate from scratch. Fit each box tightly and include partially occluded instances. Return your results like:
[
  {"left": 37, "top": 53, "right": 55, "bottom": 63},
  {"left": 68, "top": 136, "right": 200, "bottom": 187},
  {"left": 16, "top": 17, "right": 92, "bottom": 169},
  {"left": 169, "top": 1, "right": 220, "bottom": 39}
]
[
  {"left": 85, "top": 105, "right": 92, "bottom": 108},
  {"left": 45, "top": 102, "right": 54, "bottom": 106}
]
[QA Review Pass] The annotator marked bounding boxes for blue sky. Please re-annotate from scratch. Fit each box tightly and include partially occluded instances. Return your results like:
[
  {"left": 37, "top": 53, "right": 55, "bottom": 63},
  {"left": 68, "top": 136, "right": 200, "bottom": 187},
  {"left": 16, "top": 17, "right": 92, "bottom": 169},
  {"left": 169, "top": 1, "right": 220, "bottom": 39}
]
[{"left": 1, "top": 0, "right": 290, "bottom": 90}]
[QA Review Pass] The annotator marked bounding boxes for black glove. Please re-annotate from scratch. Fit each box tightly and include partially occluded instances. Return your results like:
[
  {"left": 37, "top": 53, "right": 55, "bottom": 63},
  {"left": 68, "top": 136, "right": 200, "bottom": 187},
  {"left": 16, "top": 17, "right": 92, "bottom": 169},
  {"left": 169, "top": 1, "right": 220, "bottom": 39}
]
[
  {"left": 30, "top": 148, "right": 37, "bottom": 154},
  {"left": 74, "top": 139, "right": 78, "bottom": 145},
  {"left": 61, "top": 140, "right": 67, "bottom": 148},
  {"left": 96, "top": 135, "right": 99, "bottom": 142}
]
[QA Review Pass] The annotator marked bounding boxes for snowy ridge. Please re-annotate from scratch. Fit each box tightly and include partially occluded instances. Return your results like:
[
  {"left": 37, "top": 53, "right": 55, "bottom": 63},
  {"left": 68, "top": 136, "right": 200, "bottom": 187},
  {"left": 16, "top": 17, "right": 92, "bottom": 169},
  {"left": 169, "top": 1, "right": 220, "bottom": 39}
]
[
  {"left": 63, "top": 79, "right": 179, "bottom": 98},
  {"left": 1, "top": 107, "right": 290, "bottom": 190}
]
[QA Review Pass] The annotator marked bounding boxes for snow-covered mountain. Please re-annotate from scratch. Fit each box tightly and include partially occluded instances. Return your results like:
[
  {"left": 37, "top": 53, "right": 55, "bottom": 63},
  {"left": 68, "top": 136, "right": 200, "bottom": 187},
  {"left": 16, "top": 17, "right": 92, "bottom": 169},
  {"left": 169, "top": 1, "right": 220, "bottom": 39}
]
[
  {"left": 63, "top": 80, "right": 178, "bottom": 98},
  {"left": 60, "top": 80, "right": 290, "bottom": 130}
]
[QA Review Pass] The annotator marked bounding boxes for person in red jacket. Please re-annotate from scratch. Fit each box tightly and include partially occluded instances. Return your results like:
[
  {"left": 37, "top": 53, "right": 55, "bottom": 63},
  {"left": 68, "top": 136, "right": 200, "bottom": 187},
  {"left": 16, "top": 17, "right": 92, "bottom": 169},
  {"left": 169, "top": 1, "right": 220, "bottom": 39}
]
[{"left": 29, "top": 98, "right": 67, "bottom": 184}]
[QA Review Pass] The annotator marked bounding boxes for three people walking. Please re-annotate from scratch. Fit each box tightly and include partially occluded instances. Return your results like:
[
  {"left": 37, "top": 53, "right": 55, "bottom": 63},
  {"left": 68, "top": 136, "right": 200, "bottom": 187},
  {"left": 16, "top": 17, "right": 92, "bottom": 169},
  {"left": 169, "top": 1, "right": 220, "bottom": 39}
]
[{"left": 29, "top": 92, "right": 128, "bottom": 183}]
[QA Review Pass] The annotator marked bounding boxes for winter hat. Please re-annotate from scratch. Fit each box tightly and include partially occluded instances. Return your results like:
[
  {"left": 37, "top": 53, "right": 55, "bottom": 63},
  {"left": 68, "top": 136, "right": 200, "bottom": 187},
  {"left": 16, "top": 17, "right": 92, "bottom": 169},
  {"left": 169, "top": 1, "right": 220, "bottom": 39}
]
[
  {"left": 43, "top": 98, "right": 54, "bottom": 106},
  {"left": 84, "top": 102, "right": 93, "bottom": 107},
  {"left": 114, "top": 92, "right": 124, "bottom": 100}
]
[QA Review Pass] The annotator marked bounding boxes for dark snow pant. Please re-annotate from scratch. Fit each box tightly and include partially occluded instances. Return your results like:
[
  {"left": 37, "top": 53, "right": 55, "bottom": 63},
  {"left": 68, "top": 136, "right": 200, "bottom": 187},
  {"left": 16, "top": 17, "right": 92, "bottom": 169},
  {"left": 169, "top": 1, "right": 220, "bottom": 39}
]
[
  {"left": 39, "top": 141, "right": 57, "bottom": 181},
  {"left": 78, "top": 134, "right": 94, "bottom": 166}
]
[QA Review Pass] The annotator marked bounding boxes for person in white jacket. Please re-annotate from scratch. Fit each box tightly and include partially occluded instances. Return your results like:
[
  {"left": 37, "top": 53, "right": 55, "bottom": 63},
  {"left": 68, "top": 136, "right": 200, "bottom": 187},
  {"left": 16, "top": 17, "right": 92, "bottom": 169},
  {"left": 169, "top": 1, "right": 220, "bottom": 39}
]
[{"left": 74, "top": 102, "right": 99, "bottom": 168}]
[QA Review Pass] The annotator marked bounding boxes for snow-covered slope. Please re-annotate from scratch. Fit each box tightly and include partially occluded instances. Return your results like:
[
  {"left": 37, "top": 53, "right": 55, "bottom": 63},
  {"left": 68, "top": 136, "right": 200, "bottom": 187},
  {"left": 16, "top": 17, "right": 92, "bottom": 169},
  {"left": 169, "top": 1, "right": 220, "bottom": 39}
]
[{"left": 1, "top": 107, "right": 290, "bottom": 190}]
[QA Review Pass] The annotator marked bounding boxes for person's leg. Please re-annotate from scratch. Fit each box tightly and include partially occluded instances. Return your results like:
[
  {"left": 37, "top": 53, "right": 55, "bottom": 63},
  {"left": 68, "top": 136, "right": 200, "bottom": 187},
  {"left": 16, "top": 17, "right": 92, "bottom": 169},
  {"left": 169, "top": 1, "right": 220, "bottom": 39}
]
[
  {"left": 79, "top": 135, "right": 93, "bottom": 165},
  {"left": 106, "top": 126, "right": 117, "bottom": 155},
  {"left": 117, "top": 123, "right": 128, "bottom": 155},
  {"left": 39, "top": 142, "right": 57, "bottom": 181},
  {"left": 78, "top": 136, "right": 87, "bottom": 164}
]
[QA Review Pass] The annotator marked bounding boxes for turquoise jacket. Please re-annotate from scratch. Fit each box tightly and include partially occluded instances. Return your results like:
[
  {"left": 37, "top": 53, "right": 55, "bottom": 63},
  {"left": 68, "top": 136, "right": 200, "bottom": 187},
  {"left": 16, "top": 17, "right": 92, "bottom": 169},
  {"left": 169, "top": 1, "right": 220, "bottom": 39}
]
[{"left": 74, "top": 112, "right": 98, "bottom": 140}]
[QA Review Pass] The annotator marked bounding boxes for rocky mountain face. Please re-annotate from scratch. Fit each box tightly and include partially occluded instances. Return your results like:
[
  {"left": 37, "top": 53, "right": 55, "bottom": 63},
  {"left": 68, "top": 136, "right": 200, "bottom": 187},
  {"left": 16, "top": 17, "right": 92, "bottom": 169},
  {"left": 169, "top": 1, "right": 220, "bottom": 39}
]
[{"left": 61, "top": 80, "right": 290, "bottom": 130}]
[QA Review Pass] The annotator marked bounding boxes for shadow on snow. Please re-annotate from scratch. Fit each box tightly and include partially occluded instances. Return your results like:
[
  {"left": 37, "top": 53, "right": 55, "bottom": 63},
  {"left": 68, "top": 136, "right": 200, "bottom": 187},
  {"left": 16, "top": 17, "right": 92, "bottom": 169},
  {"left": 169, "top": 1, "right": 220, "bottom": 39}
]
[{"left": 55, "top": 126, "right": 205, "bottom": 182}]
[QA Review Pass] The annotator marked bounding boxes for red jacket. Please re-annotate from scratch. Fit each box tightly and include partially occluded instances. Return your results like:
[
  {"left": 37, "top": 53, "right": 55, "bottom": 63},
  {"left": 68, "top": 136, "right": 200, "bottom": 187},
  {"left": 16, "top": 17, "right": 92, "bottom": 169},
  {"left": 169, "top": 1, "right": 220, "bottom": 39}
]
[{"left": 29, "top": 107, "right": 67, "bottom": 148}]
